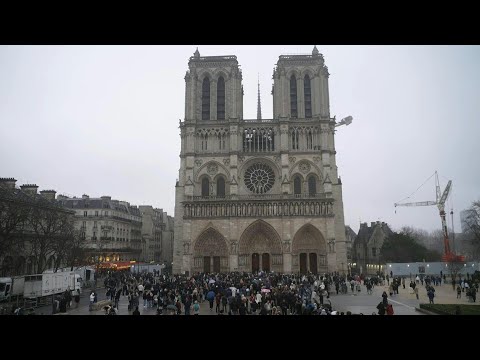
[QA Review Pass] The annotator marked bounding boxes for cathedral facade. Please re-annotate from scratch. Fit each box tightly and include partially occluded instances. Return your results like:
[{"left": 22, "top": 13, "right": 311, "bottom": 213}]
[{"left": 173, "top": 47, "right": 348, "bottom": 275}]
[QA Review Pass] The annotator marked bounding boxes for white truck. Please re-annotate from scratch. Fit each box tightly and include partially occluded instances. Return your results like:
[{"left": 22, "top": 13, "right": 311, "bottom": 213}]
[
  {"left": 23, "top": 272, "right": 81, "bottom": 299},
  {"left": 0, "top": 276, "right": 25, "bottom": 302},
  {"left": 43, "top": 266, "right": 95, "bottom": 288}
]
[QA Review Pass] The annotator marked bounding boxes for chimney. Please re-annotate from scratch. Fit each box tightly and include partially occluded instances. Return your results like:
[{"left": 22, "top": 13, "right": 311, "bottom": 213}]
[
  {"left": 0, "top": 178, "right": 17, "bottom": 190},
  {"left": 20, "top": 184, "right": 39, "bottom": 196},
  {"left": 371, "top": 222, "right": 376, "bottom": 228},
  {"left": 101, "top": 196, "right": 111, "bottom": 201},
  {"left": 82, "top": 194, "right": 89, "bottom": 199},
  {"left": 57, "top": 194, "right": 69, "bottom": 200},
  {"left": 40, "top": 190, "right": 57, "bottom": 201}
]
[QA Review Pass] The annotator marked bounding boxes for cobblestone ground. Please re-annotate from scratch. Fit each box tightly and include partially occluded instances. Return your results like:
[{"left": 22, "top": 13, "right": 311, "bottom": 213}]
[{"left": 21, "top": 278, "right": 478, "bottom": 316}]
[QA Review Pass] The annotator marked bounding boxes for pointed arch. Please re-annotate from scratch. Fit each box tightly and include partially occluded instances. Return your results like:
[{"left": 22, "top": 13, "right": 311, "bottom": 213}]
[
  {"left": 201, "top": 177, "right": 210, "bottom": 197},
  {"left": 292, "top": 224, "right": 327, "bottom": 274},
  {"left": 193, "top": 227, "right": 229, "bottom": 273},
  {"left": 216, "top": 176, "right": 226, "bottom": 197},
  {"left": 239, "top": 220, "right": 282, "bottom": 255},
  {"left": 217, "top": 76, "right": 225, "bottom": 120},
  {"left": 304, "top": 74, "right": 312, "bottom": 118},
  {"left": 202, "top": 77, "right": 210, "bottom": 120},
  {"left": 290, "top": 75, "right": 298, "bottom": 118},
  {"left": 294, "top": 175, "right": 302, "bottom": 195},
  {"left": 308, "top": 175, "right": 317, "bottom": 195}
]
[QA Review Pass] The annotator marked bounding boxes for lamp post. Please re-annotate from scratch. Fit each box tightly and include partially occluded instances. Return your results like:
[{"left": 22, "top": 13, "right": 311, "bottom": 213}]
[{"left": 335, "top": 115, "right": 353, "bottom": 128}]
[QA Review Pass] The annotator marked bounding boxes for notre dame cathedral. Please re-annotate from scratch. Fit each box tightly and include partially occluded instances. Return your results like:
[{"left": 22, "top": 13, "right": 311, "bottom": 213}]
[{"left": 173, "top": 46, "right": 348, "bottom": 275}]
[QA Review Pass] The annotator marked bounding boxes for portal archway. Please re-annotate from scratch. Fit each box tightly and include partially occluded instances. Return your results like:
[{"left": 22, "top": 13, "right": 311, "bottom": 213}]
[
  {"left": 193, "top": 228, "right": 229, "bottom": 273},
  {"left": 239, "top": 220, "right": 283, "bottom": 273},
  {"left": 292, "top": 224, "right": 327, "bottom": 274}
]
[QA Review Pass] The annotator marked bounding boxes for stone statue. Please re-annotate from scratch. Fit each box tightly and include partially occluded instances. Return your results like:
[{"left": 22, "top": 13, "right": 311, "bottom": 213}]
[
  {"left": 183, "top": 242, "right": 190, "bottom": 254},
  {"left": 231, "top": 241, "right": 238, "bottom": 254}
]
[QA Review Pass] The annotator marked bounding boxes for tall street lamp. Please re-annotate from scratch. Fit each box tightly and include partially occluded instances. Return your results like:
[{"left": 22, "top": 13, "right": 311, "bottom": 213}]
[{"left": 335, "top": 116, "right": 353, "bottom": 128}]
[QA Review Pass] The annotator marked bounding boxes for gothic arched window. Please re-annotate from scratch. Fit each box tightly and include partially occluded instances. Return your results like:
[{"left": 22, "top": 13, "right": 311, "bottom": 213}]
[
  {"left": 294, "top": 176, "right": 302, "bottom": 196},
  {"left": 217, "top": 177, "right": 225, "bottom": 197},
  {"left": 217, "top": 76, "right": 225, "bottom": 120},
  {"left": 202, "top": 177, "right": 210, "bottom": 197},
  {"left": 290, "top": 75, "right": 297, "bottom": 118},
  {"left": 202, "top": 77, "right": 210, "bottom": 120},
  {"left": 304, "top": 75, "right": 312, "bottom": 118},
  {"left": 308, "top": 176, "right": 317, "bottom": 195}
]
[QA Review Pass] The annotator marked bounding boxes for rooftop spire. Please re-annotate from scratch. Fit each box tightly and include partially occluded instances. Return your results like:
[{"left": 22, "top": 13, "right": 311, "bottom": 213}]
[
  {"left": 312, "top": 45, "right": 319, "bottom": 56},
  {"left": 194, "top": 47, "right": 200, "bottom": 58},
  {"left": 257, "top": 74, "right": 262, "bottom": 120}
]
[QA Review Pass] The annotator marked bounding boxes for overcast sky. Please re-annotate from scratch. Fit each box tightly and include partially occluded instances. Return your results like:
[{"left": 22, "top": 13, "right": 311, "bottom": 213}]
[{"left": 1, "top": 45, "right": 479, "bottom": 234}]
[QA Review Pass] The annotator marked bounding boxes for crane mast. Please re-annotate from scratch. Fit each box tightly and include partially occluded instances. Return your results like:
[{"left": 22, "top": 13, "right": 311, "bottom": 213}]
[{"left": 394, "top": 171, "right": 463, "bottom": 262}]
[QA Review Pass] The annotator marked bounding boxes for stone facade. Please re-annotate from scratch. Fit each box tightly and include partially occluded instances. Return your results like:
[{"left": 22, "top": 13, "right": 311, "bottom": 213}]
[
  {"left": 345, "top": 225, "right": 357, "bottom": 272},
  {"left": 59, "top": 195, "right": 143, "bottom": 262},
  {"left": 352, "top": 221, "right": 394, "bottom": 275},
  {"left": 173, "top": 47, "right": 348, "bottom": 275},
  {"left": 139, "top": 206, "right": 174, "bottom": 266}
]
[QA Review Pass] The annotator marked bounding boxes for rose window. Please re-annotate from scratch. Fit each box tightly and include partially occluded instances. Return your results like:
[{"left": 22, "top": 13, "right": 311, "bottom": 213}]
[{"left": 244, "top": 163, "right": 275, "bottom": 194}]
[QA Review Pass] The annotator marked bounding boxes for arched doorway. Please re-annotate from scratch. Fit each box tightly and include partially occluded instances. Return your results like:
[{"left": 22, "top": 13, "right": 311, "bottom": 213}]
[
  {"left": 252, "top": 253, "right": 260, "bottom": 272},
  {"left": 292, "top": 224, "right": 327, "bottom": 274},
  {"left": 239, "top": 220, "right": 283, "bottom": 273},
  {"left": 262, "top": 253, "right": 270, "bottom": 272},
  {"left": 299, "top": 253, "right": 307, "bottom": 274},
  {"left": 193, "top": 228, "right": 229, "bottom": 273}
]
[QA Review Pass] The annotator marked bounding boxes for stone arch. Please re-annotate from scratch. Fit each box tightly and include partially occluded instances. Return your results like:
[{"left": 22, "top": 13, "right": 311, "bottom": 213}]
[
  {"left": 306, "top": 173, "right": 322, "bottom": 195},
  {"left": 195, "top": 160, "right": 230, "bottom": 183},
  {"left": 198, "top": 70, "right": 213, "bottom": 82},
  {"left": 286, "top": 69, "right": 300, "bottom": 80},
  {"left": 289, "top": 159, "right": 322, "bottom": 179},
  {"left": 213, "top": 69, "right": 229, "bottom": 82},
  {"left": 239, "top": 220, "right": 283, "bottom": 272},
  {"left": 301, "top": 68, "right": 315, "bottom": 79},
  {"left": 292, "top": 224, "right": 327, "bottom": 274},
  {"left": 214, "top": 173, "right": 227, "bottom": 197},
  {"left": 193, "top": 227, "right": 229, "bottom": 273}
]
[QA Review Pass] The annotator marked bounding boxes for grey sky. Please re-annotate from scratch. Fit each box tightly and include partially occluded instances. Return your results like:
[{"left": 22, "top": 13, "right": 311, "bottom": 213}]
[{"left": 1, "top": 45, "right": 479, "bottom": 234}]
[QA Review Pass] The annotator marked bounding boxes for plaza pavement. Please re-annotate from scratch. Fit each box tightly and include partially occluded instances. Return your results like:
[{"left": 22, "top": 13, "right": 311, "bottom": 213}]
[{"left": 30, "top": 278, "right": 478, "bottom": 316}]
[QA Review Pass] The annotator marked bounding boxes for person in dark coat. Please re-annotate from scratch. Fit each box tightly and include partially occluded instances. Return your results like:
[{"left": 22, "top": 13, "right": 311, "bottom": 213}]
[
  {"left": 377, "top": 302, "right": 386, "bottom": 315},
  {"left": 132, "top": 306, "right": 140, "bottom": 315},
  {"left": 382, "top": 291, "right": 388, "bottom": 305},
  {"left": 206, "top": 290, "right": 215, "bottom": 311}
]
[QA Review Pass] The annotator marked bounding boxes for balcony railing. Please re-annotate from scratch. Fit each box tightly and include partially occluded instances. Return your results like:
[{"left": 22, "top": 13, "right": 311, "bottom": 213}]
[{"left": 185, "top": 193, "right": 329, "bottom": 202}]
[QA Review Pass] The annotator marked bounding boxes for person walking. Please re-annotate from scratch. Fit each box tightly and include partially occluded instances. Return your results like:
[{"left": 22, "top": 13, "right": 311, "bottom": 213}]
[
  {"left": 427, "top": 289, "right": 435, "bottom": 304},
  {"left": 193, "top": 300, "right": 200, "bottom": 315},
  {"left": 386, "top": 303, "right": 394, "bottom": 315},
  {"left": 74, "top": 290, "right": 80, "bottom": 309},
  {"left": 457, "top": 285, "right": 462, "bottom": 299},
  {"left": 206, "top": 289, "right": 215, "bottom": 311},
  {"left": 132, "top": 306, "right": 140, "bottom": 315}
]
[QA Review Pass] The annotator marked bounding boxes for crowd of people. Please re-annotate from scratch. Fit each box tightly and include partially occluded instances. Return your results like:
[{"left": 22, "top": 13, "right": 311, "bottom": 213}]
[{"left": 94, "top": 271, "right": 377, "bottom": 315}]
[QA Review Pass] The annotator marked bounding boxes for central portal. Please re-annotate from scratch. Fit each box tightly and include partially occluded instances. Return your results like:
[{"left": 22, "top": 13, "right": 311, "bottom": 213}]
[{"left": 239, "top": 220, "right": 283, "bottom": 273}]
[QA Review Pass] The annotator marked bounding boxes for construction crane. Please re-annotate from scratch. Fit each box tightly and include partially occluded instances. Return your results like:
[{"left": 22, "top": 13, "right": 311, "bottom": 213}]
[{"left": 394, "top": 171, "right": 464, "bottom": 262}]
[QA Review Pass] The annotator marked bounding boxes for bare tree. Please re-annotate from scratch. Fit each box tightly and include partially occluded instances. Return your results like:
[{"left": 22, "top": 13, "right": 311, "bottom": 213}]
[
  {"left": 52, "top": 222, "right": 88, "bottom": 272},
  {"left": 27, "top": 206, "right": 74, "bottom": 273},
  {"left": 0, "top": 190, "right": 30, "bottom": 273},
  {"left": 463, "top": 200, "right": 480, "bottom": 256},
  {"left": 446, "top": 258, "right": 465, "bottom": 290}
]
